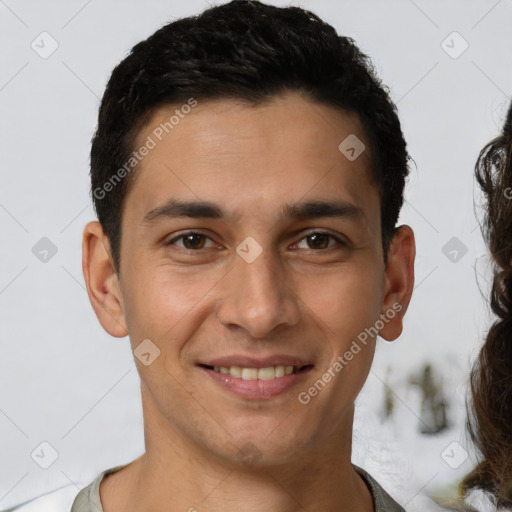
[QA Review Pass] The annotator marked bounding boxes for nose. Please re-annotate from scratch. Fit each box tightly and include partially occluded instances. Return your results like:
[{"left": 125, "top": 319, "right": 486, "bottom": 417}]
[{"left": 216, "top": 244, "right": 301, "bottom": 339}]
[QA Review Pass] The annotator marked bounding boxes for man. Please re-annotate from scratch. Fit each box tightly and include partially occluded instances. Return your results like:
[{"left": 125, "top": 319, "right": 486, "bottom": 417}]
[{"left": 9, "top": 1, "right": 415, "bottom": 510}]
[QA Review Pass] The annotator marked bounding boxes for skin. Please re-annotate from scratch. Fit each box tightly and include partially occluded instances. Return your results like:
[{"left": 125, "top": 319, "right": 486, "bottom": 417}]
[{"left": 82, "top": 90, "right": 415, "bottom": 512}]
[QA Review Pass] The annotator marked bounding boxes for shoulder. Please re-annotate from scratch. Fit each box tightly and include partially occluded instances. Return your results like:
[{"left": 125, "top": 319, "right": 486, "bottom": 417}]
[
  {"left": 2, "top": 484, "right": 81, "bottom": 512},
  {"left": 3, "top": 464, "right": 129, "bottom": 512},
  {"left": 353, "top": 465, "right": 406, "bottom": 512}
]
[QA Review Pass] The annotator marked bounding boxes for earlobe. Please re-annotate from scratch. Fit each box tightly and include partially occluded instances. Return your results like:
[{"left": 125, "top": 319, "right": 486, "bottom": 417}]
[
  {"left": 82, "top": 221, "right": 128, "bottom": 338},
  {"left": 378, "top": 225, "right": 415, "bottom": 342}
]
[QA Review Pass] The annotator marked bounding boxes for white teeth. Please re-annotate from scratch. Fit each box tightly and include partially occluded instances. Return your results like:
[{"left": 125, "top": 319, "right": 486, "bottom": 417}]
[
  {"left": 257, "top": 367, "right": 275, "bottom": 380},
  {"left": 242, "top": 368, "right": 258, "bottom": 380},
  {"left": 275, "top": 365, "right": 285, "bottom": 377},
  {"left": 211, "top": 364, "right": 298, "bottom": 380},
  {"left": 230, "top": 366, "right": 243, "bottom": 378}
]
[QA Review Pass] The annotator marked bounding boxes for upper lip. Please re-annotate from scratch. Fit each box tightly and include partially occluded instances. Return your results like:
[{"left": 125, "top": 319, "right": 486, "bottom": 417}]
[{"left": 200, "top": 354, "right": 313, "bottom": 368}]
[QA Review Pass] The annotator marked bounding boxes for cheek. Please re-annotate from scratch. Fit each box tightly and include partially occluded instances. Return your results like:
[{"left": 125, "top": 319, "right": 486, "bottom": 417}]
[
  {"left": 300, "top": 263, "right": 384, "bottom": 342},
  {"left": 121, "top": 261, "right": 223, "bottom": 345}
]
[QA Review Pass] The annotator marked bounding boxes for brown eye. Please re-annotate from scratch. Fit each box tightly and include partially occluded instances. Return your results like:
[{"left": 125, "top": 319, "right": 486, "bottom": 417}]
[
  {"left": 168, "top": 232, "right": 215, "bottom": 251},
  {"left": 307, "top": 233, "right": 330, "bottom": 249},
  {"left": 296, "top": 232, "right": 343, "bottom": 250},
  {"left": 182, "top": 234, "right": 206, "bottom": 249}
]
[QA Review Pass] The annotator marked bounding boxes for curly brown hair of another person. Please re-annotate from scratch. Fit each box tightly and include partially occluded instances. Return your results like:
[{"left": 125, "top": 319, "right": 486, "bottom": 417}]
[{"left": 460, "top": 102, "right": 512, "bottom": 509}]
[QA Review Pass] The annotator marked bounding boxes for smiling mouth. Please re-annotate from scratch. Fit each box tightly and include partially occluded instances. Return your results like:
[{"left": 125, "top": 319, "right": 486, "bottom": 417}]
[{"left": 199, "top": 364, "right": 313, "bottom": 380}]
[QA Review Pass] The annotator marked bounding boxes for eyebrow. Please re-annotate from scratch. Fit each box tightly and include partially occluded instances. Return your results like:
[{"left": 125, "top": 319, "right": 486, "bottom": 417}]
[{"left": 142, "top": 198, "right": 366, "bottom": 225}]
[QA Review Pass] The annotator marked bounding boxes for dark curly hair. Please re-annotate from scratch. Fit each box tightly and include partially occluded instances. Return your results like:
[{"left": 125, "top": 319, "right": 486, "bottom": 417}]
[
  {"left": 90, "top": 0, "right": 410, "bottom": 275},
  {"left": 460, "top": 101, "right": 512, "bottom": 509}
]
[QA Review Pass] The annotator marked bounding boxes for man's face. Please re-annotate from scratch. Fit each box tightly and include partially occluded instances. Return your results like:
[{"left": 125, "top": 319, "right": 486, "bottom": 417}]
[{"left": 89, "top": 91, "right": 410, "bottom": 466}]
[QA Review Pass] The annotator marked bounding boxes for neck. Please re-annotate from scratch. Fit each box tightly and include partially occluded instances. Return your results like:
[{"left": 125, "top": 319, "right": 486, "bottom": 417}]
[{"left": 100, "top": 393, "right": 374, "bottom": 512}]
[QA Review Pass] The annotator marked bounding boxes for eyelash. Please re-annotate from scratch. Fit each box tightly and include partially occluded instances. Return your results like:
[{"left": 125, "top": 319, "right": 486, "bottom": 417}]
[{"left": 166, "top": 230, "right": 346, "bottom": 253}]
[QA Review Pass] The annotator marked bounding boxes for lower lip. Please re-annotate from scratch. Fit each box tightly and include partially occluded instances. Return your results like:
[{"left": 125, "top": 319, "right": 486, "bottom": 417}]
[{"left": 199, "top": 366, "right": 314, "bottom": 399}]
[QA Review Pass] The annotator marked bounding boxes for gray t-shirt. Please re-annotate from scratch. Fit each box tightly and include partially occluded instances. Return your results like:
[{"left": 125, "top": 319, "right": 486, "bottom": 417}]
[{"left": 69, "top": 464, "right": 406, "bottom": 512}]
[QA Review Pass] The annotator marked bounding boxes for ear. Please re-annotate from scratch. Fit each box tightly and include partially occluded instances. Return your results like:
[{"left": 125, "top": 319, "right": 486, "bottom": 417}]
[
  {"left": 378, "top": 224, "right": 415, "bottom": 342},
  {"left": 82, "top": 221, "right": 128, "bottom": 338}
]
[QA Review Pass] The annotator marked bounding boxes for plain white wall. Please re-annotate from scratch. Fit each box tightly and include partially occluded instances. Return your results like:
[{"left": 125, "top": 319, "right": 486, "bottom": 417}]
[{"left": 1, "top": 0, "right": 511, "bottom": 510}]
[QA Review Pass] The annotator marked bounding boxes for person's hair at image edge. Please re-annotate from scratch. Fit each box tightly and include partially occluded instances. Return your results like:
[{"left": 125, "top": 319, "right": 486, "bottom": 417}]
[
  {"left": 457, "top": 102, "right": 512, "bottom": 511},
  {"left": 90, "top": 0, "right": 410, "bottom": 276}
]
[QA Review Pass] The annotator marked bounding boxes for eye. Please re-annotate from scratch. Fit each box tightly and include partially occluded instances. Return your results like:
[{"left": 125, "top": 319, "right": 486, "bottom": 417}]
[
  {"left": 167, "top": 232, "right": 217, "bottom": 251},
  {"left": 295, "top": 232, "right": 344, "bottom": 250}
]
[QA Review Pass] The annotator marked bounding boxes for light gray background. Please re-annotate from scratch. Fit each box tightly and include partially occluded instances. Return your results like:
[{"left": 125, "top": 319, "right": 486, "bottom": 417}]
[{"left": 1, "top": 0, "right": 511, "bottom": 510}]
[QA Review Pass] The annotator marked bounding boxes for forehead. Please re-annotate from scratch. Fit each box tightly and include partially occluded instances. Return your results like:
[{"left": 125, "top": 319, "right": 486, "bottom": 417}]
[{"left": 125, "top": 91, "right": 379, "bottom": 227}]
